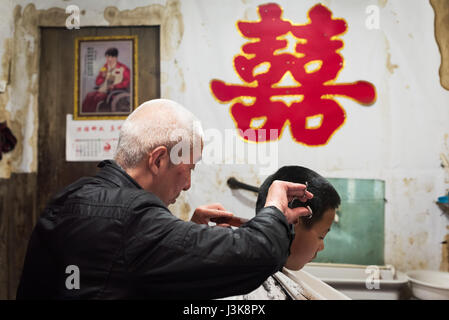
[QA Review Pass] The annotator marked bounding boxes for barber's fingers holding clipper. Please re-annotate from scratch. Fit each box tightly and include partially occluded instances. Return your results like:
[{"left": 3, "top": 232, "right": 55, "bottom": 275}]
[
  {"left": 264, "top": 180, "right": 314, "bottom": 224},
  {"left": 191, "top": 203, "right": 234, "bottom": 227}
]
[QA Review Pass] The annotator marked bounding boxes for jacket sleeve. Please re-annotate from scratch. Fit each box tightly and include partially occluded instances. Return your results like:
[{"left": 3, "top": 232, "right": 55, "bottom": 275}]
[{"left": 125, "top": 197, "right": 294, "bottom": 299}]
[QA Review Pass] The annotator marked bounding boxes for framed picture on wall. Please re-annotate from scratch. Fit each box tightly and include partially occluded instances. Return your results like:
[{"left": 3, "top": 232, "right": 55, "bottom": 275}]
[{"left": 74, "top": 35, "right": 138, "bottom": 120}]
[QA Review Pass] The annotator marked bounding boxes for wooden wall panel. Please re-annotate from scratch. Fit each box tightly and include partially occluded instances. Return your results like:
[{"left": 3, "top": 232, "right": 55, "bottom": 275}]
[
  {"left": 0, "top": 173, "right": 36, "bottom": 299},
  {"left": 0, "top": 178, "right": 10, "bottom": 299}
]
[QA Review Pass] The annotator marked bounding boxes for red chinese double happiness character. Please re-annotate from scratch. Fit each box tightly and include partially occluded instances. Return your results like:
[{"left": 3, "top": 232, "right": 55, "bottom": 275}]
[{"left": 210, "top": 3, "right": 376, "bottom": 145}]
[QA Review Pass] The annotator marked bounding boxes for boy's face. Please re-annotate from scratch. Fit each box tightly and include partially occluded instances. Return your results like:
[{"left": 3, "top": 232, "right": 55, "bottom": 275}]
[{"left": 284, "top": 208, "right": 336, "bottom": 270}]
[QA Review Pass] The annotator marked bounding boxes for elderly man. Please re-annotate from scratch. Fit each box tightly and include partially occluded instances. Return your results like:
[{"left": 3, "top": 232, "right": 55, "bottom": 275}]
[{"left": 17, "top": 99, "right": 313, "bottom": 299}]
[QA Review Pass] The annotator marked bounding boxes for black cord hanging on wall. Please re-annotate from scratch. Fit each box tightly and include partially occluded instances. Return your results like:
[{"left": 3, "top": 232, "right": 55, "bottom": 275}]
[{"left": 0, "top": 121, "right": 17, "bottom": 160}]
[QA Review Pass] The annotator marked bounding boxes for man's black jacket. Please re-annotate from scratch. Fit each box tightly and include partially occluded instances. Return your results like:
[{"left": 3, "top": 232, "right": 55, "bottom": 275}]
[{"left": 16, "top": 160, "right": 294, "bottom": 299}]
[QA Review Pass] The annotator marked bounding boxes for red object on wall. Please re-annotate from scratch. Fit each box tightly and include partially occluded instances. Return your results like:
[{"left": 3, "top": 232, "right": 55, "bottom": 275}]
[
  {"left": 103, "top": 142, "right": 111, "bottom": 152},
  {"left": 210, "top": 3, "right": 376, "bottom": 145}
]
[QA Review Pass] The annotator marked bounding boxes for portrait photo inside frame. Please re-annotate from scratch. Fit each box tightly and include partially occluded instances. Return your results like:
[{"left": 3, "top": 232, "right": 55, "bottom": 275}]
[{"left": 74, "top": 35, "right": 138, "bottom": 120}]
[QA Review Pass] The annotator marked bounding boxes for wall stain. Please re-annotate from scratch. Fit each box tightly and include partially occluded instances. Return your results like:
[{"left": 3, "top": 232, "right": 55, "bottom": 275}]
[
  {"left": 441, "top": 234, "right": 449, "bottom": 271},
  {"left": 104, "top": 4, "right": 164, "bottom": 25},
  {"left": 104, "top": 0, "right": 183, "bottom": 62},
  {"left": 407, "top": 232, "right": 428, "bottom": 247},
  {"left": 442, "top": 134, "right": 449, "bottom": 184},
  {"left": 378, "top": 0, "right": 388, "bottom": 8},
  {"left": 415, "top": 210, "right": 429, "bottom": 224},
  {"left": 384, "top": 37, "right": 398, "bottom": 74},
  {"left": 430, "top": 0, "right": 449, "bottom": 90},
  {"left": 390, "top": 232, "right": 432, "bottom": 271},
  {"left": 174, "top": 59, "right": 186, "bottom": 93},
  {"left": 402, "top": 177, "right": 414, "bottom": 186}
]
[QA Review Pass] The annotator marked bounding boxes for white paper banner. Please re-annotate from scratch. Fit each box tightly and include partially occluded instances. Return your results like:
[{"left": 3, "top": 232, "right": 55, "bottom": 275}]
[{"left": 65, "top": 114, "right": 123, "bottom": 162}]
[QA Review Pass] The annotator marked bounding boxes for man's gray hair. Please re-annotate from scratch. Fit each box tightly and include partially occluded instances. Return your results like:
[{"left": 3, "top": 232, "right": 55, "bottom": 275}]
[{"left": 114, "top": 99, "right": 203, "bottom": 169}]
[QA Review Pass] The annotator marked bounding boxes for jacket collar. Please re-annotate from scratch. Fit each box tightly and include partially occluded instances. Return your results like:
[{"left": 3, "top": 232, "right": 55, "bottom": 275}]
[{"left": 96, "top": 160, "right": 143, "bottom": 190}]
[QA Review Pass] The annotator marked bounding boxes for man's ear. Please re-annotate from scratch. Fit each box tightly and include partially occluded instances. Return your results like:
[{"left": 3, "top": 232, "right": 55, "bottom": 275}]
[{"left": 148, "top": 146, "right": 170, "bottom": 175}]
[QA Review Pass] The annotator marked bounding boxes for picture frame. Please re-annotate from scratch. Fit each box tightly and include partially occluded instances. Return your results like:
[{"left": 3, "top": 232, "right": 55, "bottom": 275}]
[{"left": 74, "top": 35, "right": 138, "bottom": 120}]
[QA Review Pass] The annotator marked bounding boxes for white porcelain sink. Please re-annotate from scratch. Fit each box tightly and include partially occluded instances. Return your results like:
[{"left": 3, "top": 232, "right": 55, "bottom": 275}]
[
  {"left": 282, "top": 268, "right": 351, "bottom": 300},
  {"left": 301, "top": 262, "right": 409, "bottom": 300},
  {"left": 406, "top": 270, "right": 449, "bottom": 300}
]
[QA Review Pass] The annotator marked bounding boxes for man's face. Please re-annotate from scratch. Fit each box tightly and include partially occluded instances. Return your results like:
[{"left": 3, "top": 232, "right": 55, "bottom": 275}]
[
  {"left": 156, "top": 144, "right": 202, "bottom": 206},
  {"left": 159, "top": 162, "right": 194, "bottom": 205},
  {"left": 284, "top": 208, "right": 336, "bottom": 270},
  {"left": 106, "top": 55, "right": 117, "bottom": 66}
]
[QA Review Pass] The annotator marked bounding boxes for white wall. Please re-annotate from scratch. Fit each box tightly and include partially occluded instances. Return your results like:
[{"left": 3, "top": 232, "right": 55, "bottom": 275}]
[{"left": 0, "top": 0, "right": 448, "bottom": 272}]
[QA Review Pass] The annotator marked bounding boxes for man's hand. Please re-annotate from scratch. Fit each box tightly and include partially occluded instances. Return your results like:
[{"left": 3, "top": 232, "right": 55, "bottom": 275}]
[
  {"left": 191, "top": 203, "right": 234, "bottom": 227},
  {"left": 264, "top": 180, "right": 314, "bottom": 224}
]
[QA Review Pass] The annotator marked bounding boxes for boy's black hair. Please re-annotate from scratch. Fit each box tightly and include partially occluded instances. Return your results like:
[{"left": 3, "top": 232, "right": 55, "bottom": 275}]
[
  {"left": 256, "top": 166, "right": 341, "bottom": 228},
  {"left": 105, "top": 47, "right": 119, "bottom": 57}
]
